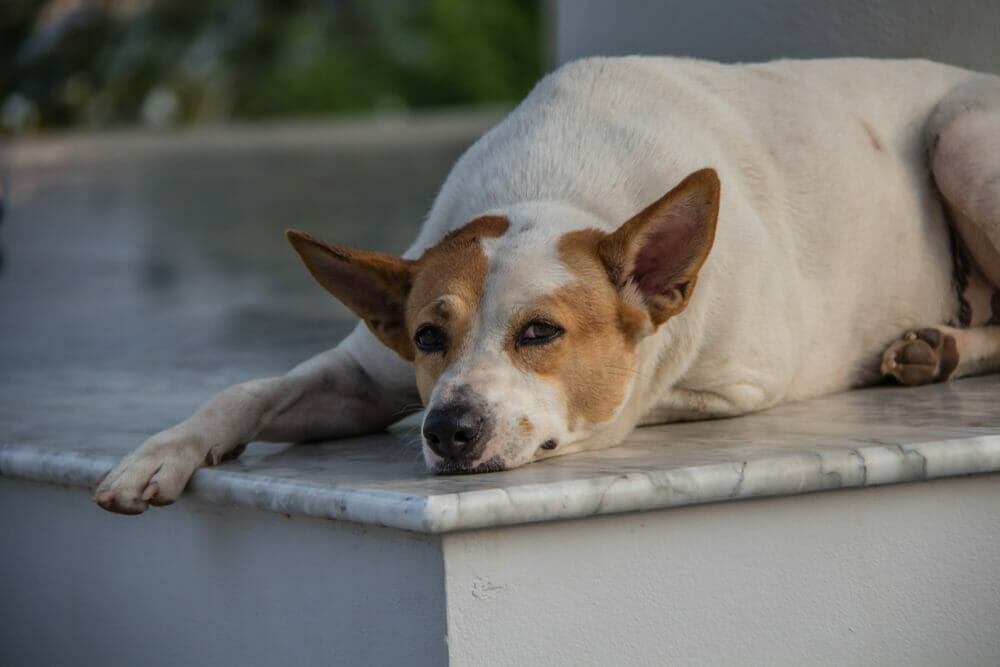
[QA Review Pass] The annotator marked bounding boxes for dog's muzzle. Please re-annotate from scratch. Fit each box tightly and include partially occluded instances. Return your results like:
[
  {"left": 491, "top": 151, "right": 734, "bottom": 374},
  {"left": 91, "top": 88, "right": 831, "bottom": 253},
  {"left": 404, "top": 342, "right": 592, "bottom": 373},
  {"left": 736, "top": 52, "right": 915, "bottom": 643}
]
[{"left": 422, "top": 402, "right": 493, "bottom": 465}]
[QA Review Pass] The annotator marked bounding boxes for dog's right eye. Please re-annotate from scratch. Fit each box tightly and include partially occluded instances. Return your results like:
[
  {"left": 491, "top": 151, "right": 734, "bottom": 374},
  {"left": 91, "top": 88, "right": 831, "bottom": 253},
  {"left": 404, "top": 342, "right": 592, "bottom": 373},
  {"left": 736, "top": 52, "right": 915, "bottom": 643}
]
[{"left": 414, "top": 325, "right": 447, "bottom": 352}]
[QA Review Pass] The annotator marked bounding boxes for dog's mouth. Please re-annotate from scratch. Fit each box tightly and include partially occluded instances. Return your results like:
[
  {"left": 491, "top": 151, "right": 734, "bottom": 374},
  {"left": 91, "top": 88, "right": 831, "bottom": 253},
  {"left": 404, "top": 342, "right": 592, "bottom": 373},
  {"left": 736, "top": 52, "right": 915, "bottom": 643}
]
[
  {"left": 432, "top": 454, "right": 507, "bottom": 475},
  {"left": 429, "top": 439, "right": 560, "bottom": 475}
]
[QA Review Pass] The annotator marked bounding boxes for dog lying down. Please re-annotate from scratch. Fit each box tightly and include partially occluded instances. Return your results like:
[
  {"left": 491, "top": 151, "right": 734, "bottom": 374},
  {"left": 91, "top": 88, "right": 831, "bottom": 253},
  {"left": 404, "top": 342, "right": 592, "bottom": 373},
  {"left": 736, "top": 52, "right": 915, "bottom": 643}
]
[{"left": 95, "top": 56, "right": 1000, "bottom": 514}]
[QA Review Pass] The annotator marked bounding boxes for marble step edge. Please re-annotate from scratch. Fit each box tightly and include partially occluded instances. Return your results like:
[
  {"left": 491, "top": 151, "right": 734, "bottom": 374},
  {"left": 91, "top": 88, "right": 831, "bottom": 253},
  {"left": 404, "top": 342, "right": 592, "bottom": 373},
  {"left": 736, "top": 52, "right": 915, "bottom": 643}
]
[{"left": 2, "top": 438, "right": 999, "bottom": 533}]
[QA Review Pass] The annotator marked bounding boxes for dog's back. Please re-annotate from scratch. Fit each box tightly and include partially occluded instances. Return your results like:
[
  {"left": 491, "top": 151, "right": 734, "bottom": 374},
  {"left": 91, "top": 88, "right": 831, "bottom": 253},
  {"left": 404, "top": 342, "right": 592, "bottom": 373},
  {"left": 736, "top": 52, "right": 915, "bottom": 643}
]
[{"left": 415, "top": 58, "right": 976, "bottom": 418}]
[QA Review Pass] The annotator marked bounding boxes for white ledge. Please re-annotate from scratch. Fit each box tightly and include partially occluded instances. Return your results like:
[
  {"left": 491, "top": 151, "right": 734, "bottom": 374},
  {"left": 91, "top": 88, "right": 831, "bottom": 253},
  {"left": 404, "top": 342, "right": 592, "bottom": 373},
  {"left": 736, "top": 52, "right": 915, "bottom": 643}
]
[{"left": 3, "top": 375, "right": 1000, "bottom": 533}]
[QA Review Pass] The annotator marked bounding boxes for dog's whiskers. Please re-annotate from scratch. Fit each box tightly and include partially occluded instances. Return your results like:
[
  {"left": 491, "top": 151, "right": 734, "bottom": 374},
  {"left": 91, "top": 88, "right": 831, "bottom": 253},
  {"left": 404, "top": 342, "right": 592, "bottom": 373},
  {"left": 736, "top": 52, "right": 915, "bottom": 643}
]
[{"left": 391, "top": 403, "right": 425, "bottom": 418}]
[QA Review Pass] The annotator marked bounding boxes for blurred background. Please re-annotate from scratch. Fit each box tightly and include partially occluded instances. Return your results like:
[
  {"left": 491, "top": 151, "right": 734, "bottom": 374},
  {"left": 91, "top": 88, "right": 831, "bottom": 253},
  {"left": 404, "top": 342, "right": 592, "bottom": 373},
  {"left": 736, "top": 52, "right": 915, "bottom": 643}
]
[
  {"left": 0, "top": 0, "right": 997, "bottom": 451},
  {"left": 0, "top": 0, "right": 544, "bottom": 133},
  {"left": 0, "top": 0, "right": 549, "bottom": 451},
  {"left": 4, "top": 0, "right": 999, "bottom": 135}
]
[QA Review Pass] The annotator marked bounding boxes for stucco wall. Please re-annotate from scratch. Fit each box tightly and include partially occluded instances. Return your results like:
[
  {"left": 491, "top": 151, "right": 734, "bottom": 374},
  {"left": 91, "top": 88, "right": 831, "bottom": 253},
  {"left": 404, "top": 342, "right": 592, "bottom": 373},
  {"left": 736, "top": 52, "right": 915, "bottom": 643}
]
[
  {"left": 554, "top": 0, "right": 1000, "bottom": 73},
  {"left": 4, "top": 473, "right": 999, "bottom": 665},
  {"left": 443, "top": 474, "right": 1000, "bottom": 665}
]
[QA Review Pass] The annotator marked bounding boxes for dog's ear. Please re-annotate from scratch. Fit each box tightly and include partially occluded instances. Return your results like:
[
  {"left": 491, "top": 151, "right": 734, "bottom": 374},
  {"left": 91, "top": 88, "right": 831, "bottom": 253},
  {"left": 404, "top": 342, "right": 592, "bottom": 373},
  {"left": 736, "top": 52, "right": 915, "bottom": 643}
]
[
  {"left": 287, "top": 230, "right": 416, "bottom": 360},
  {"left": 598, "top": 168, "right": 720, "bottom": 328}
]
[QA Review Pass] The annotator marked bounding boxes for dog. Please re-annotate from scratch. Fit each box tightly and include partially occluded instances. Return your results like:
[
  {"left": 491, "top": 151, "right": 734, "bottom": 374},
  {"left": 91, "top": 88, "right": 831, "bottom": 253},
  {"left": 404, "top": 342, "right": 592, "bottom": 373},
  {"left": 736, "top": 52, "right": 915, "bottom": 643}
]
[{"left": 95, "top": 56, "right": 1000, "bottom": 514}]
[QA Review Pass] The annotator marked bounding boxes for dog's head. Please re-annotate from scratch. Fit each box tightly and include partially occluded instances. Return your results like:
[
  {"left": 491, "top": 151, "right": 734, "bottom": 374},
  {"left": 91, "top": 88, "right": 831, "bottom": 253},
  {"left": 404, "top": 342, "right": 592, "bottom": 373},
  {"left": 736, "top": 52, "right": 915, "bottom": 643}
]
[{"left": 288, "top": 168, "right": 719, "bottom": 472}]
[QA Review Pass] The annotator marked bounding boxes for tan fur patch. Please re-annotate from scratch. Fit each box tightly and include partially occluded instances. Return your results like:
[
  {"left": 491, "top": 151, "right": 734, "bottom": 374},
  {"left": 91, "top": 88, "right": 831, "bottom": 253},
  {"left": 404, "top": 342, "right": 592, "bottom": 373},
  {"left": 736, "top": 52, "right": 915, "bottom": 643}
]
[
  {"left": 286, "top": 229, "right": 416, "bottom": 360},
  {"left": 500, "top": 232, "right": 640, "bottom": 427},
  {"left": 526, "top": 171, "right": 717, "bottom": 425},
  {"left": 518, "top": 416, "right": 535, "bottom": 437},
  {"left": 560, "top": 228, "right": 651, "bottom": 338},
  {"left": 407, "top": 216, "right": 510, "bottom": 402}
]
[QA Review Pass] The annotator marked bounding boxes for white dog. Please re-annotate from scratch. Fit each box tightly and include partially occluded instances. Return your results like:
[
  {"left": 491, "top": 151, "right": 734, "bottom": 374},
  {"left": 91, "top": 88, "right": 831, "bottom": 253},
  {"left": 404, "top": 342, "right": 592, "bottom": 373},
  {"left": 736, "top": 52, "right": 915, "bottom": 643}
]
[{"left": 95, "top": 57, "right": 1000, "bottom": 514}]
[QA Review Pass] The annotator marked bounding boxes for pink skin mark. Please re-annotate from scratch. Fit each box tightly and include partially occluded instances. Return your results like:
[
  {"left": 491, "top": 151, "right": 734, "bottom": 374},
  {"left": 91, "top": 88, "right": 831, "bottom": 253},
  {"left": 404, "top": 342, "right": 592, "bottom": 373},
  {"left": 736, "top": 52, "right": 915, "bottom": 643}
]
[{"left": 860, "top": 120, "right": 884, "bottom": 153}]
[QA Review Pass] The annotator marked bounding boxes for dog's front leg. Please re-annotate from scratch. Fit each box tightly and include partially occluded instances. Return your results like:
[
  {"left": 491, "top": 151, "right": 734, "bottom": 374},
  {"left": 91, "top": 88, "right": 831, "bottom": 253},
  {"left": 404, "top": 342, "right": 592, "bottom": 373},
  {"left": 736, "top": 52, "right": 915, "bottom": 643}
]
[{"left": 94, "top": 324, "right": 419, "bottom": 515}]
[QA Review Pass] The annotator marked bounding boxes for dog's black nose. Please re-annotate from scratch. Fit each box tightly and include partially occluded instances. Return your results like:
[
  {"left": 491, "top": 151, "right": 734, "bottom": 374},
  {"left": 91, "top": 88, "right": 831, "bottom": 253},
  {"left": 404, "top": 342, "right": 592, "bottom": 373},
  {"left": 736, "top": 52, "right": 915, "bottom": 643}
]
[{"left": 422, "top": 404, "right": 489, "bottom": 462}]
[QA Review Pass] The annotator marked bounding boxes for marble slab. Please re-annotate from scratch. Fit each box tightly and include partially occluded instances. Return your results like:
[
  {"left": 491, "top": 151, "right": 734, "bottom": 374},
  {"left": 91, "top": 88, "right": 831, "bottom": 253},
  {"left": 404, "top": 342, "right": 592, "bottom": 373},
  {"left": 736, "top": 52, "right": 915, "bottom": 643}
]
[
  {"left": 4, "top": 375, "right": 1000, "bottom": 533},
  {"left": 2, "top": 121, "right": 999, "bottom": 534}
]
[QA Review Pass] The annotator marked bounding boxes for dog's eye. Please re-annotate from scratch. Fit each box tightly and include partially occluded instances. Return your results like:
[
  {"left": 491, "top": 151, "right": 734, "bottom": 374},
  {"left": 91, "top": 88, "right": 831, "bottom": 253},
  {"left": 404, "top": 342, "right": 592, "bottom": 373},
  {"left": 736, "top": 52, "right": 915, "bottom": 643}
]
[
  {"left": 518, "top": 321, "right": 563, "bottom": 346},
  {"left": 414, "top": 324, "right": 447, "bottom": 352}
]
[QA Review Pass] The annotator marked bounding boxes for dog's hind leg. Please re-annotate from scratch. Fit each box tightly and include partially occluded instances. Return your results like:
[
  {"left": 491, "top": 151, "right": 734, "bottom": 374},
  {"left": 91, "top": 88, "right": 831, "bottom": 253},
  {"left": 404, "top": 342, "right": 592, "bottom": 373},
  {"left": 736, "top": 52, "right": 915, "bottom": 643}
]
[
  {"left": 927, "top": 74, "right": 1000, "bottom": 287},
  {"left": 883, "top": 77, "right": 1000, "bottom": 386},
  {"left": 94, "top": 324, "right": 420, "bottom": 514}
]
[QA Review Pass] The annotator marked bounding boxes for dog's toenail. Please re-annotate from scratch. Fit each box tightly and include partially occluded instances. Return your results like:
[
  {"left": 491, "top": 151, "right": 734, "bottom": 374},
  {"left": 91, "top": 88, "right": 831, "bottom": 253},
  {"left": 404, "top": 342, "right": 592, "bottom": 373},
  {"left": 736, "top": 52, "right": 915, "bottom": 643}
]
[{"left": 142, "top": 482, "right": 159, "bottom": 501}]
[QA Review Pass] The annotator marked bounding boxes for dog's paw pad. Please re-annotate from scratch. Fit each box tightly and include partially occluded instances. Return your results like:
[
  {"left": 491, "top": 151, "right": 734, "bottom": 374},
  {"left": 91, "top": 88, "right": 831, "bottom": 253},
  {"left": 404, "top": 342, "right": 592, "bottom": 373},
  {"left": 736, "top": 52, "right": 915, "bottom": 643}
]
[{"left": 881, "top": 328, "right": 959, "bottom": 385}]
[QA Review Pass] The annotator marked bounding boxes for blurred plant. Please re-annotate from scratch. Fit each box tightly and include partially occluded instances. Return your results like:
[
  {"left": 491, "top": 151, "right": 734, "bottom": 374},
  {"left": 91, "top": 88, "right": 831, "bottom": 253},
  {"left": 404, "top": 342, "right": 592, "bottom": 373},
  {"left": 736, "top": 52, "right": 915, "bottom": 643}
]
[{"left": 0, "top": 0, "right": 543, "bottom": 132}]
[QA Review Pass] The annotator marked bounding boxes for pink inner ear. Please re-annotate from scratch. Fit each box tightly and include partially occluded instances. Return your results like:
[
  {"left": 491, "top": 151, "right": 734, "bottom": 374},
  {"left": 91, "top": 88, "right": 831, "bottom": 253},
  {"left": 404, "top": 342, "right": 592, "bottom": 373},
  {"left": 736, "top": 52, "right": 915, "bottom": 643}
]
[{"left": 633, "top": 211, "right": 699, "bottom": 296}]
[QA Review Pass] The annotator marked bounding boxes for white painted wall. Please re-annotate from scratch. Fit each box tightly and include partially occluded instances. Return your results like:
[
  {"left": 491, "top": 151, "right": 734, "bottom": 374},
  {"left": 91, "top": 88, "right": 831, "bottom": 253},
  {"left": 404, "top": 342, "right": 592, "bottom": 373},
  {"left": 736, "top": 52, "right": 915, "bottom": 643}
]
[
  {"left": 554, "top": 0, "right": 1000, "bottom": 73},
  {"left": 443, "top": 474, "right": 1000, "bottom": 666},
  {"left": 5, "top": 474, "right": 999, "bottom": 665}
]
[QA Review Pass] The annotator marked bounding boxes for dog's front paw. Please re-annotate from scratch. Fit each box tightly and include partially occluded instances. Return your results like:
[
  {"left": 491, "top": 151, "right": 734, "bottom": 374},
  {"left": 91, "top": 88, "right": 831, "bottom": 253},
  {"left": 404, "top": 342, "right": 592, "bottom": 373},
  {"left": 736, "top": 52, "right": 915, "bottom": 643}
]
[
  {"left": 93, "top": 432, "right": 242, "bottom": 515},
  {"left": 880, "top": 327, "right": 959, "bottom": 386}
]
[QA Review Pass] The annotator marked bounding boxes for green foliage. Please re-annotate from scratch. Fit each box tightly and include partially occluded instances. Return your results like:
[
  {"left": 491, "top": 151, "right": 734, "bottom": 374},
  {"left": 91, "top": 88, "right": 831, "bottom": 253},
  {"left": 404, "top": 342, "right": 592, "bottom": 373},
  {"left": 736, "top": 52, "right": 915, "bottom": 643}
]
[{"left": 1, "top": 0, "right": 543, "bottom": 129}]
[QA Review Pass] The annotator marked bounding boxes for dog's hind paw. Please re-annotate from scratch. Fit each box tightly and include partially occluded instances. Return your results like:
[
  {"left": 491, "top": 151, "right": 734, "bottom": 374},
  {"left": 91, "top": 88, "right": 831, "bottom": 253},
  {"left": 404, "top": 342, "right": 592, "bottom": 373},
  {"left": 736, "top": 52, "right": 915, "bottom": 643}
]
[{"left": 880, "top": 327, "right": 959, "bottom": 386}]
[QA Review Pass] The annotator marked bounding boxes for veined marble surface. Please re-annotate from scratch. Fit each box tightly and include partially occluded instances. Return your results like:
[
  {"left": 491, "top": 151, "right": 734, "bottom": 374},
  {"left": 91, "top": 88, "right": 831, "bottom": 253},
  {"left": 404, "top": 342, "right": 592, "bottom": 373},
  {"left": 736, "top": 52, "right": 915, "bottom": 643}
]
[
  {"left": 3, "top": 375, "right": 1000, "bottom": 533},
  {"left": 2, "top": 122, "right": 999, "bottom": 533}
]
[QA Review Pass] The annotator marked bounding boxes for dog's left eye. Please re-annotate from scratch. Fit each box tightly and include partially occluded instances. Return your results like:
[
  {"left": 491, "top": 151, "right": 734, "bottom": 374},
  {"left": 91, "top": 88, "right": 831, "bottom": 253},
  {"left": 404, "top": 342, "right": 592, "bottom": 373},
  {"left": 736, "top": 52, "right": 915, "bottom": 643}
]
[
  {"left": 518, "top": 321, "right": 563, "bottom": 346},
  {"left": 414, "top": 324, "right": 447, "bottom": 352}
]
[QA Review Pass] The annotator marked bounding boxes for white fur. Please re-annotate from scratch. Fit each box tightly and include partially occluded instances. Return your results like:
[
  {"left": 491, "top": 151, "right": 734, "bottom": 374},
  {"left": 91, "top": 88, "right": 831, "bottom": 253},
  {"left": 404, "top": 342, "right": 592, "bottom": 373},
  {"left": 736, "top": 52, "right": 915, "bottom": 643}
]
[
  {"left": 416, "top": 57, "right": 968, "bottom": 422},
  {"left": 95, "top": 57, "right": 1000, "bottom": 513},
  {"left": 422, "top": 203, "right": 623, "bottom": 469}
]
